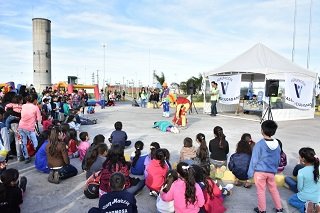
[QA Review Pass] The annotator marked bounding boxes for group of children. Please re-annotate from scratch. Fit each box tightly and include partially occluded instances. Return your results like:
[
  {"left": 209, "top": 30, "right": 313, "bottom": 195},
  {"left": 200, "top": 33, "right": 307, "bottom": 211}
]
[{"left": 1, "top": 89, "right": 319, "bottom": 213}]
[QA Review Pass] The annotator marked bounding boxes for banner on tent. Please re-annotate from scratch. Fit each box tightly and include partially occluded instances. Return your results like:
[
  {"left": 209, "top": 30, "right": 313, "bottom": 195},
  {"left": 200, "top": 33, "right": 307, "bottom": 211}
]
[
  {"left": 208, "top": 74, "right": 241, "bottom": 104},
  {"left": 285, "top": 75, "right": 314, "bottom": 110}
]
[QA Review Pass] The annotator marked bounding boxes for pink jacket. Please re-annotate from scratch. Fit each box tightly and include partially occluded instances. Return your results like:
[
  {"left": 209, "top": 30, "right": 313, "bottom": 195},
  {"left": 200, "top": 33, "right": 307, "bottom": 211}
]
[
  {"left": 145, "top": 159, "right": 168, "bottom": 192},
  {"left": 18, "top": 103, "right": 41, "bottom": 131},
  {"left": 161, "top": 179, "right": 205, "bottom": 213},
  {"left": 78, "top": 141, "right": 90, "bottom": 161}
]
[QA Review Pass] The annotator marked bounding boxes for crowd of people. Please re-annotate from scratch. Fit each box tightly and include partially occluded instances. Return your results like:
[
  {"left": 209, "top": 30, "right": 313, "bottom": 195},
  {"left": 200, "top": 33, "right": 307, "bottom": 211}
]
[{"left": 0, "top": 84, "right": 319, "bottom": 213}]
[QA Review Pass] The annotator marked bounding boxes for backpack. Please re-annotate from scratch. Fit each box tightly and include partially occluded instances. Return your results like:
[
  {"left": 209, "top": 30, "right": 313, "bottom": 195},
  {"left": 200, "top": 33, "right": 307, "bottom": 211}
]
[{"left": 84, "top": 170, "right": 101, "bottom": 199}]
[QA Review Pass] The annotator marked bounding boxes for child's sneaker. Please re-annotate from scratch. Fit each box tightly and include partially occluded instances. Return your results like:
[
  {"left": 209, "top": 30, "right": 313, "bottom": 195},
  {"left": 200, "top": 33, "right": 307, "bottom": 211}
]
[
  {"left": 149, "top": 190, "right": 158, "bottom": 197},
  {"left": 274, "top": 208, "right": 283, "bottom": 213},
  {"left": 19, "top": 176, "right": 27, "bottom": 192},
  {"left": 254, "top": 207, "right": 266, "bottom": 213}
]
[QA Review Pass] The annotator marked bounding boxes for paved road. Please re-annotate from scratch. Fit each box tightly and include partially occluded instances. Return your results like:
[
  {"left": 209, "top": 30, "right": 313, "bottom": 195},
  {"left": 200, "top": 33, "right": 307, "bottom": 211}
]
[{"left": 9, "top": 101, "right": 319, "bottom": 213}]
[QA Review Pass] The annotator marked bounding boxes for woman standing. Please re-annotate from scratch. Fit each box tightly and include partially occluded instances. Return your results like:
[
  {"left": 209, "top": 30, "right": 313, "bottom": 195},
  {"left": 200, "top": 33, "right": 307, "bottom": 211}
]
[
  {"left": 18, "top": 94, "right": 42, "bottom": 163},
  {"left": 139, "top": 87, "right": 148, "bottom": 108}
]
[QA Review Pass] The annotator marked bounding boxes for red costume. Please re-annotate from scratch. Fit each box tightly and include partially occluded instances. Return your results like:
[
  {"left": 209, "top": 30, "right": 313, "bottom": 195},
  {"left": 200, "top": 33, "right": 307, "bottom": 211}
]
[{"left": 172, "top": 97, "right": 191, "bottom": 127}]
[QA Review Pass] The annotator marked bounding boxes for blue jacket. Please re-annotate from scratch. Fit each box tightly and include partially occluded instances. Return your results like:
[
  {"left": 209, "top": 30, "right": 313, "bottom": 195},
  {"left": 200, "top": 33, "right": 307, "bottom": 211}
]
[
  {"left": 130, "top": 152, "right": 148, "bottom": 176},
  {"left": 35, "top": 140, "right": 50, "bottom": 173},
  {"left": 228, "top": 153, "right": 251, "bottom": 180},
  {"left": 247, "top": 139, "right": 280, "bottom": 178}
]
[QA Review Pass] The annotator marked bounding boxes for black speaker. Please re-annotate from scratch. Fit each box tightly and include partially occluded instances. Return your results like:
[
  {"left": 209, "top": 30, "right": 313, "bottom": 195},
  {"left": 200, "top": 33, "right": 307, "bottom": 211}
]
[
  {"left": 265, "top": 80, "right": 279, "bottom": 97},
  {"left": 187, "top": 82, "right": 196, "bottom": 95}
]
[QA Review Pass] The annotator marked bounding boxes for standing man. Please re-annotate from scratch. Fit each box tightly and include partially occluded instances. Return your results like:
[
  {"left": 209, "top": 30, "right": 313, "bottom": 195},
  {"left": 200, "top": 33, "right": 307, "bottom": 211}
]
[
  {"left": 210, "top": 81, "right": 219, "bottom": 116},
  {"left": 100, "top": 89, "right": 105, "bottom": 109}
]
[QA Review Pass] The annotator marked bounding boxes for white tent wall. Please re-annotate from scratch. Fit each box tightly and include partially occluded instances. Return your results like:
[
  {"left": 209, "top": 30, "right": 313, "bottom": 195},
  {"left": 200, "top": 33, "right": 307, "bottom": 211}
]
[{"left": 204, "top": 43, "right": 318, "bottom": 121}]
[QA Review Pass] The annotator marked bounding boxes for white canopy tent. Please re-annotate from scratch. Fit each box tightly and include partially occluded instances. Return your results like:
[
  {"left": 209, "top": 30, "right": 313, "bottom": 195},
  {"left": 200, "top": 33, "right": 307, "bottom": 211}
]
[{"left": 204, "top": 43, "right": 318, "bottom": 121}]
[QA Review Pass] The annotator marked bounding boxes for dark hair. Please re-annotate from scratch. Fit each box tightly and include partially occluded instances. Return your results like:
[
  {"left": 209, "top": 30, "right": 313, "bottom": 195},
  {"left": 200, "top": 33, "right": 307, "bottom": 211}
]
[
  {"left": 11, "top": 95, "right": 23, "bottom": 104},
  {"left": 240, "top": 133, "right": 252, "bottom": 143},
  {"left": 132, "top": 141, "right": 144, "bottom": 167},
  {"left": 110, "top": 172, "right": 125, "bottom": 191},
  {"left": 69, "top": 128, "right": 78, "bottom": 141},
  {"left": 150, "top": 142, "right": 160, "bottom": 160},
  {"left": 48, "top": 126, "right": 64, "bottom": 156},
  {"left": 114, "top": 121, "right": 122, "bottom": 130},
  {"left": 79, "top": 132, "right": 88, "bottom": 141},
  {"left": 236, "top": 140, "right": 252, "bottom": 155},
  {"left": 177, "top": 162, "right": 197, "bottom": 205},
  {"left": 38, "top": 130, "right": 50, "bottom": 149},
  {"left": 66, "top": 115, "right": 75, "bottom": 123},
  {"left": 103, "top": 144, "right": 127, "bottom": 172},
  {"left": 192, "top": 164, "right": 214, "bottom": 199},
  {"left": 92, "top": 134, "right": 105, "bottom": 145},
  {"left": 213, "top": 126, "right": 226, "bottom": 149},
  {"left": 183, "top": 137, "right": 193, "bottom": 148},
  {"left": 155, "top": 149, "right": 166, "bottom": 168},
  {"left": 0, "top": 168, "right": 19, "bottom": 186},
  {"left": 85, "top": 143, "right": 108, "bottom": 170},
  {"left": 196, "top": 133, "right": 209, "bottom": 162},
  {"left": 299, "top": 147, "right": 319, "bottom": 183},
  {"left": 60, "top": 123, "right": 70, "bottom": 132},
  {"left": 26, "top": 93, "right": 38, "bottom": 103},
  {"left": 277, "top": 139, "right": 284, "bottom": 153},
  {"left": 261, "top": 120, "right": 278, "bottom": 137},
  {"left": 162, "top": 170, "right": 178, "bottom": 193}
]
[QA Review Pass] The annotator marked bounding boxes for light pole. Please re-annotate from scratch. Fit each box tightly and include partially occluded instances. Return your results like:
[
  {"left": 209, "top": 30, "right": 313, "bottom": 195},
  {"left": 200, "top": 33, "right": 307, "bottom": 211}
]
[{"left": 102, "top": 43, "right": 106, "bottom": 90}]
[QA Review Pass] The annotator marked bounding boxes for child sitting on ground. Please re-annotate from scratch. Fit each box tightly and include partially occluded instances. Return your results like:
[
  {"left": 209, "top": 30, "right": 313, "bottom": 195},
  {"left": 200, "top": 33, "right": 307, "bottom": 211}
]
[
  {"left": 78, "top": 132, "right": 90, "bottom": 161},
  {"left": 85, "top": 143, "right": 108, "bottom": 179},
  {"left": 67, "top": 128, "right": 79, "bottom": 159},
  {"left": 88, "top": 172, "right": 138, "bottom": 213},
  {"left": 160, "top": 162, "right": 205, "bottom": 212},
  {"left": 66, "top": 115, "right": 80, "bottom": 131},
  {"left": 41, "top": 114, "right": 52, "bottom": 131},
  {"left": 209, "top": 126, "right": 229, "bottom": 168},
  {"left": 156, "top": 170, "right": 178, "bottom": 213},
  {"left": 146, "top": 149, "right": 169, "bottom": 196},
  {"left": 0, "top": 168, "right": 27, "bottom": 213},
  {"left": 179, "top": 137, "right": 197, "bottom": 164},
  {"left": 108, "top": 121, "right": 131, "bottom": 147},
  {"left": 144, "top": 142, "right": 160, "bottom": 175},
  {"left": 82, "top": 134, "right": 105, "bottom": 171},
  {"left": 228, "top": 139, "right": 252, "bottom": 188}
]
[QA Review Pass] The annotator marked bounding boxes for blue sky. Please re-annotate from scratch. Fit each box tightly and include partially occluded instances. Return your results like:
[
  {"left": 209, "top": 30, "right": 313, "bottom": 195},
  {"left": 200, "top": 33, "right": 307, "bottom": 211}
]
[{"left": 0, "top": 0, "right": 319, "bottom": 87}]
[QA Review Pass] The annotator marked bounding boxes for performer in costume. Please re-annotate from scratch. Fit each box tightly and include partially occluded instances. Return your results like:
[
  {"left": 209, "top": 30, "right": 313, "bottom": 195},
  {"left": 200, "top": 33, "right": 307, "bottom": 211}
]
[
  {"left": 152, "top": 120, "right": 179, "bottom": 134},
  {"left": 160, "top": 82, "right": 170, "bottom": 117},
  {"left": 172, "top": 97, "right": 191, "bottom": 127}
]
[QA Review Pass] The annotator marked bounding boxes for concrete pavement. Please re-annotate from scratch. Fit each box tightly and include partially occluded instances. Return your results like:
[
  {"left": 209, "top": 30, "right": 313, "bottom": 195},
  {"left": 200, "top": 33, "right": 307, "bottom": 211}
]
[{"left": 9, "top": 101, "right": 319, "bottom": 213}]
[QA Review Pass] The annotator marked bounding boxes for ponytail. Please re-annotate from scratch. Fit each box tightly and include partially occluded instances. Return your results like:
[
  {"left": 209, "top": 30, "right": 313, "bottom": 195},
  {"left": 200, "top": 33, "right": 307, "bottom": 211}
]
[
  {"left": 85, "top": 148, "right": 99, "bottom": 170},
  {"left": 314, "top": 157, "right": 319, "bottom": 183},
  {"left": 132, "top": 141, "right": 144, "bottom": 167},
  {"left": 155, "top": 149, "right": 166, "bottom": 168},
  {"left": 177, "top": 162, "right": 196, "bottom": 205},
  {"left": 214, "top": 126, "right": 225, "bottom": 149},
  {"left": 196, "top": 133, "right": 209, "bottom": 162}
]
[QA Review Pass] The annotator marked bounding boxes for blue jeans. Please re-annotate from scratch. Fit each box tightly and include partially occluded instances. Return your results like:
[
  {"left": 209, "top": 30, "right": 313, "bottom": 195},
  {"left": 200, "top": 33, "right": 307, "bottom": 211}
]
[
  {"left": 288, "top": 194, "right": 305, "bottom": 213},
  {"left": 285, "top": 176, "right": 298, "bottom": 193},
  {"left": 5, "top": 115, "right": 19, "bottom": 129},
  {"left": 140, "top": 99, "right": 147, "bottom": 108},
  {"left": 18, "top": 129, "right": 38, "bottom": 159},
  {"left": 100, "top": 100, "right": 105, "bottom": 109},
  {"left": 126, "top": 179, "right": 145, "bottom": 195},
  {"left": 211, "top": 100, "right": 217, "bottom": 115},
  {"left": 163, "top": 101, "right": 169, "bottom": 112},
  {"left": 58, "top": 164, "right": 78, "bottom": 180}
]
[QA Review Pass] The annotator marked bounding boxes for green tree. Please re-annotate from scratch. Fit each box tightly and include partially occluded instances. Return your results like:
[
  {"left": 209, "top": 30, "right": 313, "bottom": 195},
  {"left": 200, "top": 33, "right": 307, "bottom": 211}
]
[
  {"left": 179, "top": 81, "right": 187, "bottom": 94},
  {"left": 153, "top": 71, "right": 165, "bottom": 85},
  {"left": 183, "top": 74, "right": 203, "bottom": 94}
]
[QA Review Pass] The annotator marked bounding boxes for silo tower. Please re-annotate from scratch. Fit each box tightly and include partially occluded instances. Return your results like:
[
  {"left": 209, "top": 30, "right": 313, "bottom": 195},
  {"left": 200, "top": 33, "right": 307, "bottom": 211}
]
[{"left": 33, "top": 18, "right": 52, "bottom": 92}]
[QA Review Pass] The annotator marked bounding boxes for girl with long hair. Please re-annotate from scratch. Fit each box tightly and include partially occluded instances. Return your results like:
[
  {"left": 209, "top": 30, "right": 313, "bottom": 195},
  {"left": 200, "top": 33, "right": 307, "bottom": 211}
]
[
  {"left": 160, "top": 162, "right": 205, "bottom": 213},
  {"left": 146, "top": 149, "right": 168, "bottom": 196},
  {"left": 85, "top": 143, "right": 108, "bottom": 179},
  {"left": 194, "top": 133, "right": 210, "bottom": 171},
  {"left": 228, "top": 139, "right": 252, "bottom": 188},
  {"left": 288, "top": 147, "right": 320, "bottom": 213},
  {"left": 209, "top": 126, "right": 229, "bottom": 167},
  {"left": 156, "top": 170, "right": 179, "bottom": 213},
  {"left": 46, "top": 126, "right": 78, "bottom": 184},
  {"left": 67, "top": 128, "right": 79, "bottom": 158}
]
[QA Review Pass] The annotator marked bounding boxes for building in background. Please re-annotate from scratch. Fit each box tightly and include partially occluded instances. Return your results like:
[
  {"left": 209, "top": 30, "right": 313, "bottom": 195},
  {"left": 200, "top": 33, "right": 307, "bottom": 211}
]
[{"left": 33, "top": 18, "right": 51, "bottom": 92}]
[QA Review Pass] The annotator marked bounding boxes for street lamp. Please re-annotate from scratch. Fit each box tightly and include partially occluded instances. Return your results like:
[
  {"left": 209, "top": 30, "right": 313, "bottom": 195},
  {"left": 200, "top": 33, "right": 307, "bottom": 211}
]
[{"left": 102, "top": 43, "right": 106, "bottom": 90}]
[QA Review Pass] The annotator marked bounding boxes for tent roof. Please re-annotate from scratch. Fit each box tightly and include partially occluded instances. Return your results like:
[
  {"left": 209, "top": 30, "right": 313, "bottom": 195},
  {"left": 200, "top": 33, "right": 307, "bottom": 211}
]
[{"left": 205, "top": 43, "right": 317, "bottom": 79}]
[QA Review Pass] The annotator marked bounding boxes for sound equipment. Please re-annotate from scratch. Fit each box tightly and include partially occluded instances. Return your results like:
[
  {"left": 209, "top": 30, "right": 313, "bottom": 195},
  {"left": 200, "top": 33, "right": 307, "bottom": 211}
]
[
  {"left": 187, "top": 82, "right": 196, "bottom": 95},
  {"left": 265, "top": 80, "right": 279, "bottom": 97}
]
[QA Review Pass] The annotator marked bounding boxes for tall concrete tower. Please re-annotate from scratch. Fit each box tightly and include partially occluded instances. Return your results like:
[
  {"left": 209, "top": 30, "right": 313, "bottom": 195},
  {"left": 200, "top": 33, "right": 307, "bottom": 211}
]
[{"left": 33, "top": 18, "right": 51, "bottom": 92}]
